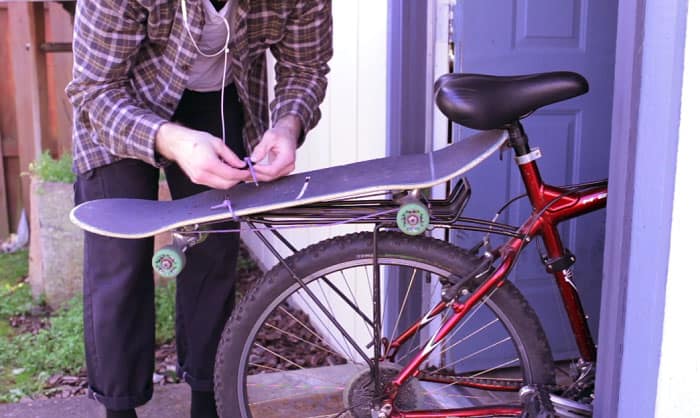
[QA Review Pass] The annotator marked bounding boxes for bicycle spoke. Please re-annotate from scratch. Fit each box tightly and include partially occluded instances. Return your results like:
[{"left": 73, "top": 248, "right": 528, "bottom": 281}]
[
  {"left": 440, "top": 318, "right": 500, "bottom": 355},
  {"left": 254, "top": 342, "right": 307, "bottom": 371},
  {"left": 396, "top": 308, "right": 452, "bottom": 364},
  {"left": 467, "top": 358, "right": 520, "bottom": 380},
  {"left": 279, "top": 306, "right": 328, "bottom": 346},
  {"left": 389, "top": 268, "right": 419, "bottom": 345},
  {"left": 296, "top": 293, "right": 358, "bottom": 362},
  {"left": 341, "top": 271, "right": 373, "bottom": 337},
  {"left": 315, "top": 279, "right": 356, "bottom": 359},
  {"left": 250, "top": 343, "right": 349, "bottom": 390},
  {"left": 436, "top": 336, "right": 514, "bottom": 374},
  {"left": 263, "top": 322, "right": 342, "bottom": 358},
  {"left": 437, "top": 288, "right": 498, "bottom": 350},
  {"left": 221, "top": 232, "right": 556, "bottom": 418}
]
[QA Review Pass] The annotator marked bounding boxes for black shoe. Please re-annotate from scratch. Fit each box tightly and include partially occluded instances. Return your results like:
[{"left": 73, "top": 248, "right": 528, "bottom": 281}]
[{"left": 106, "top": 409, "right": 137, "bottom": 418}]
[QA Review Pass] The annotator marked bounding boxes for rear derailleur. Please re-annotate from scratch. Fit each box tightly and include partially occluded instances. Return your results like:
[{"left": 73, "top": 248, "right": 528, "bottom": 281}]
[
  {"left": 519, "top": 385, "right": 556, "bottom": 418},
  {"left": 562, "top": 360, "right": 595, "bottom": 404},
  {"left": 520, "top": 360, "right": 595, "bottom": 418}
]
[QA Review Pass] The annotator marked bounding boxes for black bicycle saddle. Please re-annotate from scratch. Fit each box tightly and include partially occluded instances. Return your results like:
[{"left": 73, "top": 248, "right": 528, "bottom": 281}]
[{"left": 434, "top": 71, "right": 589, "bottom": 131}]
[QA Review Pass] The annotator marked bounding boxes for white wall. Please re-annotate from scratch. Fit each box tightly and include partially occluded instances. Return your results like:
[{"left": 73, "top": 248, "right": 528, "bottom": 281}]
[
  {"left": 242, "top": 1, "right": 388, "bottom": 267},
  {"left": 655, "top": 1, "right": 700, "bottom": 416}
]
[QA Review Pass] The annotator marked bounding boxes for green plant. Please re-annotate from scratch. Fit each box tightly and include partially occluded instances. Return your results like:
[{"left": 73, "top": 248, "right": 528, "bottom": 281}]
[
  {"left": 0, "top": 282, "right": 33, "bottom": 319},
  {"left": 0, "top": 246, "right": 258, "bottom": 402},
  {"left": 0, "top": 250, "right": 32, "bottom": 319},
  {"left": 237, "top": 252, "right": 257, "bottom": 272},
  {"left": 28, "top": 151, "right": 76, "bottom": 183},
  {"left": 0, "top": 249, "right": 29, "bottom": 285},
  {"left": 0, "top": 280, "right": 180, "bottom": 402},
  {"left": 0, "top": 295, "right": 84, "bottom": 402},
  {"left": 155, "top": 279, "right": 176, "bottom": 344}
]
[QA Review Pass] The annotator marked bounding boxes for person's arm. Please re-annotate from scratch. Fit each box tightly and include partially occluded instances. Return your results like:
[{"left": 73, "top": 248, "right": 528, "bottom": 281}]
[
  {"left": 67, "top": 1, "right": 247, "bottom": 188},
  {"left": 250, "top": 0, "right": 332, "bottom": 180},
  {"left": 269, "top": 0, "right": 332, "bottom": 142},
  {"left": 66, "top": 0, "right": 166, "bottom": 166}
]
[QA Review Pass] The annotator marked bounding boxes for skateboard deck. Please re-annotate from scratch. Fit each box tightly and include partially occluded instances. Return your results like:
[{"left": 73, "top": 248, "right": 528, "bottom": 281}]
[{"left": 70, "top": 129, "right": 507, "bottom": 238}]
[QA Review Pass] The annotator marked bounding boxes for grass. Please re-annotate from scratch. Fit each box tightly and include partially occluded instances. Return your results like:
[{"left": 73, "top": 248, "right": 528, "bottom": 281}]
[
  {"left": 0, "top": 247, "right": 258, "bottom": 403},
  {"left": 0, "top": 249, "right": 29, "bottom": 285},
  {"left": 0, "top": 250, "right": 177, "bottom": 402},
  {"left": 0, "top": 249, "right": 32, "bottom": 320},
  {"left": 0, "top": 296, "right": 84, "bottom": 402},
  {"left": 155, "top": 279, "right": 176, "bottom": 345}
]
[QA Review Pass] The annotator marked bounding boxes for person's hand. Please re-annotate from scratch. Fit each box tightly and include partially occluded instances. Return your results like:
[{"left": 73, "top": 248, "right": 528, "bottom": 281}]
[
  {"left": 249, "top": 115, "right": 302, "bottom": 182},
  {"left": 156, "top": 122, "right": 249, "bottom": 189}
]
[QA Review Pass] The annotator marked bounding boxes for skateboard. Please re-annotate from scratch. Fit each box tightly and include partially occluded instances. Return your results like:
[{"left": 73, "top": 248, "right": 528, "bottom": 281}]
[{"left": 70, "top": 129, "right": 507, "bottom": 276}]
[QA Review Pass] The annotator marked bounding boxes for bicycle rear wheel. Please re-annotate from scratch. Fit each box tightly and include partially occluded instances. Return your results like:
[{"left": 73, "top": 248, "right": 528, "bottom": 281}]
[{"left": 214, "top": 232, "right": 554, "bottom": 418}]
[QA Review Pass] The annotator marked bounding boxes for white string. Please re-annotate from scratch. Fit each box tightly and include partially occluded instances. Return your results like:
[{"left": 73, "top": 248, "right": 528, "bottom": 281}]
[{"left": 181, "top": 0, "right": 230, "bottom": 143}]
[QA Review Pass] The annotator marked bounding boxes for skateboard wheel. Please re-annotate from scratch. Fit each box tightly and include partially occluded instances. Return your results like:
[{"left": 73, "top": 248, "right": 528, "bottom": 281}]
[
  {"left": 152, "top": 245, "right": 186, "bottom": 278},
  {"left": 397, "top": 202, "right": 430, "bottom": 236}
]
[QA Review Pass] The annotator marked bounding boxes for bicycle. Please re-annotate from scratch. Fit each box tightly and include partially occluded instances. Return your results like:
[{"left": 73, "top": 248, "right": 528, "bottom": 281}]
[{"left": 205, "top": 71, "right": 607, "bottom": 417}]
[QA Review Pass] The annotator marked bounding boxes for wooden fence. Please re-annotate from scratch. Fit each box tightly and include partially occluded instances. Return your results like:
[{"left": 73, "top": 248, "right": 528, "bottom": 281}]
[{"left": 0, "top": 1, "right": 74, "bottom": 240}]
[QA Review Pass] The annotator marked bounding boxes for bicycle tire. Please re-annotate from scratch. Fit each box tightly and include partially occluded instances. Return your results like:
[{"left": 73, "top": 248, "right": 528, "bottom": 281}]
[{"left": 214, "top": 232, "right": 555, "bottom": 418}]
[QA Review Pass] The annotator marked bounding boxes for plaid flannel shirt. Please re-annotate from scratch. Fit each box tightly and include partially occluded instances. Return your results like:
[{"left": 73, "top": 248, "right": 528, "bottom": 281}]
[{"left": 66, "top": 0, "right": 332, "bottom": 175}]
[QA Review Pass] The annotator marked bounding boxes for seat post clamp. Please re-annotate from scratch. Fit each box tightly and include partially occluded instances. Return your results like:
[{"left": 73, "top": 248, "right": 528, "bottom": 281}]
[{"left": 514, "top": 147, "right": 542, "bottom": 165}]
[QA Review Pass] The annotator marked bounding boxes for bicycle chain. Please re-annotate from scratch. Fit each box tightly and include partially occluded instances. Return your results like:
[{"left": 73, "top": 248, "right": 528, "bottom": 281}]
[{"left": 416, "top": 370, "right": 524, "bottom": 389}]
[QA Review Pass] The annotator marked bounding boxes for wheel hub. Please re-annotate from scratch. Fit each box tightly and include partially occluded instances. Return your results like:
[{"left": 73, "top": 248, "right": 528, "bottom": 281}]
[{"left": 343, "top": 363, "right": 421, "bottom": 417}]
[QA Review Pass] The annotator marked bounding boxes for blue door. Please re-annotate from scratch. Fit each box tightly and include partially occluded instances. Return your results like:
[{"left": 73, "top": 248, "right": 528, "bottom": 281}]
[{"left": 450, "top": 0, "right": 618, "bottom": 360}]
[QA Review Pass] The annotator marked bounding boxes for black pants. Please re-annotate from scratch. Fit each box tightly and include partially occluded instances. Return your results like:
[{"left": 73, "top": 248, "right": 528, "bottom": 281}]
[{"left": 75, "top": 85, "right": 245, "bottom": 410}]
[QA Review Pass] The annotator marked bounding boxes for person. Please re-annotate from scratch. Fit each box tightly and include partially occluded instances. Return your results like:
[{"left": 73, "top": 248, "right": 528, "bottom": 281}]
[{"left": 65, "top": 1, "right": 332, "bottom": 417}]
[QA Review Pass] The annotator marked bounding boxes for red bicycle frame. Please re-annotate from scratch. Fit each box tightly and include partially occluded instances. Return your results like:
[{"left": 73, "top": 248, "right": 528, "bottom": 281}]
[{"left": 383, "top": 123, "right": 607, "bottom": 417}]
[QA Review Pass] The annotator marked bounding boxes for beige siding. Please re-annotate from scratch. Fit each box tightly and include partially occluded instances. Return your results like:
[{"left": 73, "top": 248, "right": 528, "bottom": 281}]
[{"left": 243, "top": 1, "right": 389, "bottom": 269}]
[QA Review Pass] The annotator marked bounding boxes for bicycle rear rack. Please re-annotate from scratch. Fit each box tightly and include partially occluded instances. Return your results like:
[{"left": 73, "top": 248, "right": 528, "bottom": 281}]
[{"left": 239, "top": 178, "right": 523, "bottom": 239}]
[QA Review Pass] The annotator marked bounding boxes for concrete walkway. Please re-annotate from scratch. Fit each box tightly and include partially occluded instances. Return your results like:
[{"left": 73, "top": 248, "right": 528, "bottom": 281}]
[
  {"left": 0, "top": 365, "right": 358, "bottom": 418},
  {"left": 0, "top": 384, "right": 190, "bottom": 418}
]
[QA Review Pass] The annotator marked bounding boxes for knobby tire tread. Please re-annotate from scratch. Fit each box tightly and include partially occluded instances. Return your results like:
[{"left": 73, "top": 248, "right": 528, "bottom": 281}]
[{"left": 214, "top": 232, "right": 555, "bottom": 418}]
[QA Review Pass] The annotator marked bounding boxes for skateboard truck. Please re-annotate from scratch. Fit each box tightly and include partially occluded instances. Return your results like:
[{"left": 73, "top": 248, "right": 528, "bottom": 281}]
[
  {"left": 395, "top": 190, "right": 430, "bottom": 236},
  {"left": 152, "top": 227, "right": 209, "bottom": 278}
]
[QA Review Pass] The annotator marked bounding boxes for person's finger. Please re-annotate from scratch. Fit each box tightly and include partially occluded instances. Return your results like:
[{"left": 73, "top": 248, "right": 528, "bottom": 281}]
[
  {"left": 250, "top": 138, "right": 272, "bottom": 164},
  {"left": 251, "top": 161, "right": 295, "bottom": 182},
  {"left": 213, "top": 162, "right": 250, "bottom": 180},
  {"left": 212, "top": 139, "right": 247, "bottom": 169},
  {"left": 188, "top": 158, "right": 249, "bottom": 188},
  {"left": 188, "top": 169, "right": 240, "bottom": 189},
  {"left": 203, "top": 176, "right": 239, "bottom": 190}
]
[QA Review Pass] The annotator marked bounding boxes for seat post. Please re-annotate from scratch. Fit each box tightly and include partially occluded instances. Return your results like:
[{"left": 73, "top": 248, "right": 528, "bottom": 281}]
[
  {"left": 506, "top": 121, "right": 531, "bottom": 156},
  {"left": 508, "top": 121, "right": 547, "bottom": 209}
]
